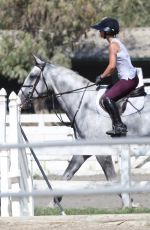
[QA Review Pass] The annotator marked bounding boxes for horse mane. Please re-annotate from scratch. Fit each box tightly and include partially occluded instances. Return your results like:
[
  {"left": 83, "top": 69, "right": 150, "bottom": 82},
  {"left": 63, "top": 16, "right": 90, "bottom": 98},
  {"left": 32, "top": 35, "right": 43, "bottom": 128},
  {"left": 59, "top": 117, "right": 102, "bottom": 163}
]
[{"left": 33, "top": 55, "right": 91, "bottom": 84}]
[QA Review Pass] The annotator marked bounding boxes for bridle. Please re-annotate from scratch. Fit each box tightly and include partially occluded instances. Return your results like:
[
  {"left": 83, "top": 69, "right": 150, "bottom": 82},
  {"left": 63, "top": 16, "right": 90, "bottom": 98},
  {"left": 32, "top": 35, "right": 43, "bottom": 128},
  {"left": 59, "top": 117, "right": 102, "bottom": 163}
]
[
  {"left": 20, "top": 63, "right": 48, "bottom": 106},
  {"left": 20, "top": 63, "right": 96, "bottom": 129}
]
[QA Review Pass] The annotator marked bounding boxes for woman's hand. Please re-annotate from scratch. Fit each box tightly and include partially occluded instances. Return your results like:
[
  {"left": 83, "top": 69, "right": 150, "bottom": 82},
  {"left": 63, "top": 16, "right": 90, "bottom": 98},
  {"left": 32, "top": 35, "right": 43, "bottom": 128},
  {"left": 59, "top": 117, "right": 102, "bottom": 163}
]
[{"left": 95, "top": 75, "right": 102, "bottom": 85}]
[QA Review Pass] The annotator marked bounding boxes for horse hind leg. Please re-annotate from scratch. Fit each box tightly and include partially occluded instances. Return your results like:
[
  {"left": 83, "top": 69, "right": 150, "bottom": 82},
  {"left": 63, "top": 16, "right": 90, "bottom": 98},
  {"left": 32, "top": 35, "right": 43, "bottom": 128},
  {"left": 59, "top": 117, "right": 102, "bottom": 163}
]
[
  {"left": 96, "top": 155, "right": 116, "bottom": 181},
  {"left": 96, "top": 155, "right": 127, "bottom": 207},
  {"left": 96, "top": 155, "right": 137, "bottom": 208}
]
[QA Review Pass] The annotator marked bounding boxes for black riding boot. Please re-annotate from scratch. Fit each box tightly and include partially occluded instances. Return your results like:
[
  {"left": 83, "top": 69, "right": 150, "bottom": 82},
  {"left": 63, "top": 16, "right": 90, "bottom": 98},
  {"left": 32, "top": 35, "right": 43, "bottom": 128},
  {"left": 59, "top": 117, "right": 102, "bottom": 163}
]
[{"left": 103, "top": 97, "right": 127, "bottom": 136}]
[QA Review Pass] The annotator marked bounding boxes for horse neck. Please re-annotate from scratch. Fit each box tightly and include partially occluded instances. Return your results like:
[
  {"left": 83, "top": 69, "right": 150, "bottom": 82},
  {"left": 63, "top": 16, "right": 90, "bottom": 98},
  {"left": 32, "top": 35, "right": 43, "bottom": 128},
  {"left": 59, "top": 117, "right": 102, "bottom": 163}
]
[{"left": 47, "top": 66, "right": 90, "bottom": 120}]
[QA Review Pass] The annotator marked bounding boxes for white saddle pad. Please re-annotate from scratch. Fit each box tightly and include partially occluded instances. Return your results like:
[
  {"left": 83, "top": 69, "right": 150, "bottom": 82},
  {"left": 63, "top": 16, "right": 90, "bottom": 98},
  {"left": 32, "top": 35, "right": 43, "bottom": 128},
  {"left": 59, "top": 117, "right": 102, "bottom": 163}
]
[{"left": 96, "top": 88, "right": 145, "bottom": 117}]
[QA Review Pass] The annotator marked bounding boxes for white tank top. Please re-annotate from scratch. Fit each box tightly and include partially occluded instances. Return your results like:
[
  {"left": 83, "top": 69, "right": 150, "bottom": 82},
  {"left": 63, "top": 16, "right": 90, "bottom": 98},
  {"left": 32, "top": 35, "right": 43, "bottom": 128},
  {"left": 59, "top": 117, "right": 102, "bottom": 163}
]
[{"left": 111, "top": 38, "right": 137, "bottom": 80}]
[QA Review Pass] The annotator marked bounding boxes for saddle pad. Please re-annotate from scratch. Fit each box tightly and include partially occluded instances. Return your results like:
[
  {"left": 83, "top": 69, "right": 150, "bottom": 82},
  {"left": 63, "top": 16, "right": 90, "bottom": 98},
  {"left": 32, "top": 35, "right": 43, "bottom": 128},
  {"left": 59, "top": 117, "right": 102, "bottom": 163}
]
[{"left": 96, "top": 88, "right": 145, "bottom": 117}]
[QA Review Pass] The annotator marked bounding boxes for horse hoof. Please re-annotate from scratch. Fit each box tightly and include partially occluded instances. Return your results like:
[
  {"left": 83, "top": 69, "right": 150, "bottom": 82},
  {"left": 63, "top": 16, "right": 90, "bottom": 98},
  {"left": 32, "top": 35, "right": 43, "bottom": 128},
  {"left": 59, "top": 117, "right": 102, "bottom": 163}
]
[
  {"left": 49, "top": 201, "right": 56, "bottom": 208},
  {"left": 131, "top": 202, "right": 141, "bottom": 208}
]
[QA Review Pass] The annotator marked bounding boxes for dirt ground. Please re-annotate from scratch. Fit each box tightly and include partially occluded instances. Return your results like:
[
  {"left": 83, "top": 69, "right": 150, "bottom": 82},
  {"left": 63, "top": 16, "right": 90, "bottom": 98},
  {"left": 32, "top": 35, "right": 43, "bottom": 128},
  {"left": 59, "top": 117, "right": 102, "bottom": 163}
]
[
  {"left": 0, "top": 214, "right": 150, "bottom": 230},
  {"left": 1, "top": 174, "right": 150, "bottom": 230},
  {"left": 34, "top": 174, "right": 150, "bottom": 210}
]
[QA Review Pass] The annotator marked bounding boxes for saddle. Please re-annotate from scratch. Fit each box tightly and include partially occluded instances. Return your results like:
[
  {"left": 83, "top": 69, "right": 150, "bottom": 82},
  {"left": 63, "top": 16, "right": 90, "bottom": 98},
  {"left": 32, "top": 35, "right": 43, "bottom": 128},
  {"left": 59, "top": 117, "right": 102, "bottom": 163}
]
[
  {"left": 117, "top": 86, "right": 146, "bottom": 115},
  {"left": 96, "top": 85, "right": 146, "bottom": 117}
]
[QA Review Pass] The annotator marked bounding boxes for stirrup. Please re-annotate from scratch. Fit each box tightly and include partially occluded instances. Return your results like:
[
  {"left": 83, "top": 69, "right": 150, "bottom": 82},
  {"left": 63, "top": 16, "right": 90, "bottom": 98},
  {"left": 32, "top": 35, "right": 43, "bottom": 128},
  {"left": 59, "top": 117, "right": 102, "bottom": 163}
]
[{"left": 106, "top": 124, "right": 127, "bottom": 137}]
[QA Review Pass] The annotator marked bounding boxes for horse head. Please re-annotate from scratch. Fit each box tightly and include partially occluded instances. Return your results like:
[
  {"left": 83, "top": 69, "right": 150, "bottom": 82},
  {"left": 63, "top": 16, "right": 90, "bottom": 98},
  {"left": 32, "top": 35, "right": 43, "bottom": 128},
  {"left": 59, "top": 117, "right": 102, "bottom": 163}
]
[{"left": 18, "top": 55, "right": 48, "bottom": 108}]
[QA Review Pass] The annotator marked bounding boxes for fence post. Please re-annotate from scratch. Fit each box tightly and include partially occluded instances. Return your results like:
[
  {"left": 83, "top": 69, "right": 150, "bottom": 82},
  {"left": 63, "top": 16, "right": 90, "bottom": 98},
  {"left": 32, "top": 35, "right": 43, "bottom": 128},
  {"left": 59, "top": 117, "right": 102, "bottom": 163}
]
[
  {"left": 17, "top": 97, "right": 34, "bottom": 216},
  {"left": 8, "top": 93, "right": 34, "bottom": 216},
  {"left": 9, "top": 91, "right": 21, "bottom": 216},
  {"left": 120, "top": 147, "right": 131, "bottom": 207},
  {"left": 0, "top": 88, "right": 10, "bottom": 216}
]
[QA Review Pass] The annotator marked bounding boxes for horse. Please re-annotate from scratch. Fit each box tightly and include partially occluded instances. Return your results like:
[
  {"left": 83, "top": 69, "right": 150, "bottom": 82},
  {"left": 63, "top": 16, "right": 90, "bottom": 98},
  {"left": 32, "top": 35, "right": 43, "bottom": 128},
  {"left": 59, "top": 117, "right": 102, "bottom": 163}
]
[{"left": 18, "top": 56, "right": 150, "bottom": 208}]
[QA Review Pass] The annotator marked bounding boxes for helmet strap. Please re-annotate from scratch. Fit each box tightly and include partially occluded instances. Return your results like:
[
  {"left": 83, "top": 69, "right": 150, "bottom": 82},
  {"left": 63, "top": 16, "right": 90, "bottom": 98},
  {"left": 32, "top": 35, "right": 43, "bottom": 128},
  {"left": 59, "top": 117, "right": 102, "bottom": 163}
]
[{"left": 104, "top": 32, "right": 116, "bottom": 39}]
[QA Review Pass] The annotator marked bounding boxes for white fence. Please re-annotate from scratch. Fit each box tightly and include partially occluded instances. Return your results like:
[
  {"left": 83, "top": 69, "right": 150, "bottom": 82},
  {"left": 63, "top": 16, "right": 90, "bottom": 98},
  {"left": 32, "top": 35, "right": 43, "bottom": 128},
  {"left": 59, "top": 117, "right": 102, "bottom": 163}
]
[
  {"left": 0, "top": 89, "right": 34, "bottom": 217},
  {"left": 0, "top": 79, "right": 150, "bottom": 217},
  {"left": 1, "top": 136, "right": 150, "bottom": 215},
  {"left": 7, "top": 112, "right": 75, "bottom": 176},
  {"left": 7, "top": 112, "right": 150, "bottom": 176}
]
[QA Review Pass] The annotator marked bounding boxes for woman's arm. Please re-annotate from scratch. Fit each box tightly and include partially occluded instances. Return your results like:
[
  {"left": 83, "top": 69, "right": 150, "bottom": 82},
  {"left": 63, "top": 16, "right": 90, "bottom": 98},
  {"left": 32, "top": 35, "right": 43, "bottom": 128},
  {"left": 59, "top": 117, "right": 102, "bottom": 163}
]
[{"left": 100, "top": 42, "right": 119, "bottom": 79}]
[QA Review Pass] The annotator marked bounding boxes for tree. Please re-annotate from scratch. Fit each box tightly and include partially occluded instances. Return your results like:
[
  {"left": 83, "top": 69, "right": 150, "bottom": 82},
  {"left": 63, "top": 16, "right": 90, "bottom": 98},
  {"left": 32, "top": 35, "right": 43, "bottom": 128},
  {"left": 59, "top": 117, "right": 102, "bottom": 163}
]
[
  {"left": 0, "top": 0, "right": 98, "bottom": 82},
  {"left": 0, "top": 0, "right": 149, "bottom": 83}
]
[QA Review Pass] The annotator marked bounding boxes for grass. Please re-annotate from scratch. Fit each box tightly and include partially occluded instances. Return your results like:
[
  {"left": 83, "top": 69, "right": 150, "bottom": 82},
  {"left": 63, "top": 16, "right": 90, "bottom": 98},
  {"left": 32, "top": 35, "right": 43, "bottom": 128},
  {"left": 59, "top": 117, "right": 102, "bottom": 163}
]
[{"left": 34, "top": 207, "right": 150, "bottom": 216}]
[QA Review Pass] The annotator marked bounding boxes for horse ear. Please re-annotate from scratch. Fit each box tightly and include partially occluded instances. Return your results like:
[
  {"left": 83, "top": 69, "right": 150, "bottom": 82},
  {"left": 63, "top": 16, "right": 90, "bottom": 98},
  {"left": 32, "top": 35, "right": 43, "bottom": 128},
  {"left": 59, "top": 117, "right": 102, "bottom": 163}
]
[{"left": 33, "top": 55, "right": 45, "bottom": 69}]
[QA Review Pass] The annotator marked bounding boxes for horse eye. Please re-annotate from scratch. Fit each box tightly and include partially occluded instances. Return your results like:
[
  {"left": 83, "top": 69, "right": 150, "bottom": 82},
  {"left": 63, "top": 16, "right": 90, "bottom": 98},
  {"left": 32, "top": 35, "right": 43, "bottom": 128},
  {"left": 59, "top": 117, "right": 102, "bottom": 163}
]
[{"left": 30, "top": 73, "right": 37, "bottom": 79}]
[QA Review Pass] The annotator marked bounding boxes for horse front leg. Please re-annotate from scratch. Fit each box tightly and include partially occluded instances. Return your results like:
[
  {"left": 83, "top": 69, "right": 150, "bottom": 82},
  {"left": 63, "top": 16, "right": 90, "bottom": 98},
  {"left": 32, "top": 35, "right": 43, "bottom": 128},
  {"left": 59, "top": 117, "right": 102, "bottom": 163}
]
[
  {"left": 63, "top": 155, "right": 90, "bottom": 180},
  {"left": 54, "top": 155, "right": 91, "bottom": 204}
]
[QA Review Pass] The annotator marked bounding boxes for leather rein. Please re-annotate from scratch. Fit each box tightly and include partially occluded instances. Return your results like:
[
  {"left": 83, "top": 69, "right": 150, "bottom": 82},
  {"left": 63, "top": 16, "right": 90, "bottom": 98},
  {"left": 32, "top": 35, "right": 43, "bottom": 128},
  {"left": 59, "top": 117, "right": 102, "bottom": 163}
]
[{"left": 21, "top": 64, "right": 96, "bottom": 128}]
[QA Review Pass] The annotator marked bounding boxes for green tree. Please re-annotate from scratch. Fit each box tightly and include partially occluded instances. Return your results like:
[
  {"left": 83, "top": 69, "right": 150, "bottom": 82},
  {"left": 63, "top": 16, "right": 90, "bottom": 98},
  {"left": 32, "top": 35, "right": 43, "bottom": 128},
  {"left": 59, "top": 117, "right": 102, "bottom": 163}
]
[
  {"left": 0, "top": 0, "right": 98, "bottom": 81},
  {"left": 0, "top": 0, "right": 149, "bottom": 82},
  {"left": 0, "top": 31, "right": 47, "bottom": 82}
]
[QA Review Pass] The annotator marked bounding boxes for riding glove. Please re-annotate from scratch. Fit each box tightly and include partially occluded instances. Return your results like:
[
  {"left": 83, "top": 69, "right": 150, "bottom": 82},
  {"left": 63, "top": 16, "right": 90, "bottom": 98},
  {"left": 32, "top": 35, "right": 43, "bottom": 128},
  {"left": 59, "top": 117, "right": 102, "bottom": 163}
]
[{"left": 95, "top": 75, "right": 102, "bottom": 85}]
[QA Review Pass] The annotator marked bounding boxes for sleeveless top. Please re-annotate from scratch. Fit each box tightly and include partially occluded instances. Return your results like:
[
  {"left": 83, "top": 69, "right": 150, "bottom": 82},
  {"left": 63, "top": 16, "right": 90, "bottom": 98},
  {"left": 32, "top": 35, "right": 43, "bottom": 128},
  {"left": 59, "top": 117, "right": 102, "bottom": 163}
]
[{"left": 111, "top": 38, "right": 137, "bottom": 80}]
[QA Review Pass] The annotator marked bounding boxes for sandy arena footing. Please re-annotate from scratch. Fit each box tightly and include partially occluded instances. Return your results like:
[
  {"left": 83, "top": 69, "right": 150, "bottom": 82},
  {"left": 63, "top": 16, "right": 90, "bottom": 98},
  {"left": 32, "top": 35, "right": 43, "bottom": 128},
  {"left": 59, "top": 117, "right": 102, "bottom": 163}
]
[{"left": 0, "top": 214, "right": 150, "bottom": 230}]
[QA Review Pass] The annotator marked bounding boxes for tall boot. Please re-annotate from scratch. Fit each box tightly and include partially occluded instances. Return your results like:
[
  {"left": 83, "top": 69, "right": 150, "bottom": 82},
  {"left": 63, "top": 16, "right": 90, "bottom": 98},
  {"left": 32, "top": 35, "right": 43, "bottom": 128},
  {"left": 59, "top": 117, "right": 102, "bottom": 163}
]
[{"left": 103, "top": 97, "right": 127, "bottom": 136}]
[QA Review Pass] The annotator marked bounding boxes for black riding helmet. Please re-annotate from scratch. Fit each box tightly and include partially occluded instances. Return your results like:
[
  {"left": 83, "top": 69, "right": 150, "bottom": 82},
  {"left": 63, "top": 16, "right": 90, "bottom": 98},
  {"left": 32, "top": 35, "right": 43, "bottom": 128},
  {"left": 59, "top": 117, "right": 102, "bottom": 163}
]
[{"left": 91, "top": 17, "right": 119, "bottom": 36}]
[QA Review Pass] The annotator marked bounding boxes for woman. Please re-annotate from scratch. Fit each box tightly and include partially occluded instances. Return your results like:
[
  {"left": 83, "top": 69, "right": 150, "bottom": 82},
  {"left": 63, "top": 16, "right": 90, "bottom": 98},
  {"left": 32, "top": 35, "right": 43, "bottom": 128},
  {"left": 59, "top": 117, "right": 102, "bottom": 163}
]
[{"left": 91, "top": 17, "right": 139, "bottom": 136}]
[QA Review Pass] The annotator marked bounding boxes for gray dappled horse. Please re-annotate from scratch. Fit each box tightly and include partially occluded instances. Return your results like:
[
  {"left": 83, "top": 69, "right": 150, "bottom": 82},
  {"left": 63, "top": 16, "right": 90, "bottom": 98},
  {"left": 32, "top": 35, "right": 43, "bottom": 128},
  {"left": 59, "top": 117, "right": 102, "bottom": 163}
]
[{"left": 18, "top": 56, "right": 150, "bottom": 208}]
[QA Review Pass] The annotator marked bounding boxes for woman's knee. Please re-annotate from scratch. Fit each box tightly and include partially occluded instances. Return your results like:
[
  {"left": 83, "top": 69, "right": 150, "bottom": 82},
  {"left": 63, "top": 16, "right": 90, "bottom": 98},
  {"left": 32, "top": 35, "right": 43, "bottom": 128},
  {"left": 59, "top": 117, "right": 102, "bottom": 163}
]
[{"left": 100, "top": 95, "right": 111, "bottom": 108}]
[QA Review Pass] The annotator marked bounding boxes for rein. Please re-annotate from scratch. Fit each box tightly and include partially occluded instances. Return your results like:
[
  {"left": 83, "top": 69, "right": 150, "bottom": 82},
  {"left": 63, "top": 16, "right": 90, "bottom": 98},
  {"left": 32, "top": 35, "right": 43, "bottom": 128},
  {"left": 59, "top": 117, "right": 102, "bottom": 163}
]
[
  {"left": 22, "top": 64, "right": 96, "bottom": 101},
  {"left": 52, "top": 82, "right": 96, "bottom": 97},
  {"left": 21, "top": 65, "right": 96, "bottom": 129},
  {"left": 51, "top": 82, "right": 90, "bottom": 129},
  {"left": 29, "top": 82, "right": 96, "bottom": 100}
]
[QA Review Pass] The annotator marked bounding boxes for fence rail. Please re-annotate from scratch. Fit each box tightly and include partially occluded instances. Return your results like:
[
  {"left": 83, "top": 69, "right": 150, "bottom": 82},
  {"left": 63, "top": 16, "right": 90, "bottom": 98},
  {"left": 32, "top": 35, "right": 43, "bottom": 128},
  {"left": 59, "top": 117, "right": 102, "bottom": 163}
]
[
  {"left": 1, "top": 74, "right": 150, "bottom": 217},
  {"left": 0, "top": 139, "right": 150, "bottom": 208}
]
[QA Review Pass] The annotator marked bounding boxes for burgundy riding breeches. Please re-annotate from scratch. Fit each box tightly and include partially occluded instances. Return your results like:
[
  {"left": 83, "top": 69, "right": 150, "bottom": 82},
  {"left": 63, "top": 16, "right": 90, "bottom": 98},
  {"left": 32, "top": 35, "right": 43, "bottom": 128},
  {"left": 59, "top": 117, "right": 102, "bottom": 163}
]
[{"left": 102, "top": 76, "right": 139, "bottom": 102}]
